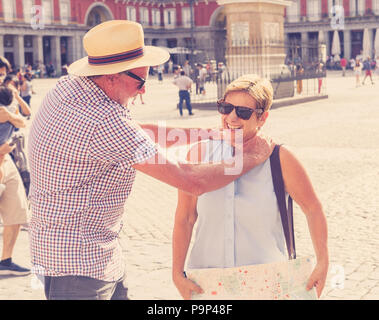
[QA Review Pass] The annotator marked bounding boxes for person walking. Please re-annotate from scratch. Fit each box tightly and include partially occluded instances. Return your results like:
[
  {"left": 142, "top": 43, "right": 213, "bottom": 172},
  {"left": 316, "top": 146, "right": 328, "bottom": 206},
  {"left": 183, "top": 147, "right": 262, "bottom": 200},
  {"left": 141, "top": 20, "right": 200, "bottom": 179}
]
[
  {"left": 362, "top": 57, "right": 374, "bottom": 85},
  {"left": 340, "top": 57, "right": 347, "bottom": 77},
  {"left": 27, "top": 20, "right": 274, "bottom": 300},
  {"left": 296, "top": 64, "right": 304, "bottom": 94},
  {"left": 20, "top": 73, "right": 35, "bottom": 106},
  {"left": 354, "top": 59, "right": 362, "bottom": 87},
  {"left": 157, "top": 64, "right": 164, "bottom": 82},
  {"left": 131, "top": 92, "right": 145, "bottom": 105},
  {"left": 173, "top": 71, "right": 194, "bottom": 116}
]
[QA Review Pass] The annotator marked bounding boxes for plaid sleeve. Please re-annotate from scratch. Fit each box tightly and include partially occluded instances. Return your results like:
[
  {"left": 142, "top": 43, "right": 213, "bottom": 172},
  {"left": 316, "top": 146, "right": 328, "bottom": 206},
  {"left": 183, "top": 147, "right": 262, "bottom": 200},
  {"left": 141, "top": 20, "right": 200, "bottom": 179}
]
[{"left": 89, "top": 107, "right": 157, "bottom": 165}]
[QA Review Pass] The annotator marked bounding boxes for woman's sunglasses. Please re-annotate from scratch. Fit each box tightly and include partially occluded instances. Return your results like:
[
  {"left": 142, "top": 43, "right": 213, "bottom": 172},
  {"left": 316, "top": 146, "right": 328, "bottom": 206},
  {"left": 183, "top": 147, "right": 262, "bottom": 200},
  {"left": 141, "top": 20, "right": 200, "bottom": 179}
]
[
  {"left": 217, "top": 100, "right": 259, "bottom": 120},
  {"left": 123, "top": 70, "right": 146, "bottom": 90}
]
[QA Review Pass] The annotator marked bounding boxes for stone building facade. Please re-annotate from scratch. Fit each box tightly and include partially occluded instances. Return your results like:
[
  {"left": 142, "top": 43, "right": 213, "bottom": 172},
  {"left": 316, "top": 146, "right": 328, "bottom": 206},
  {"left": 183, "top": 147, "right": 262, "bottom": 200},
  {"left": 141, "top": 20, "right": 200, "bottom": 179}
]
[
  {"left": 0, "top": 0, "right": 225, "bottom": 75},
  {"left": 1, "top": 0, "right": 377, "bottom": 75},
  {"left": 285, "top": 0, "right": 379, "bottom": 62}
]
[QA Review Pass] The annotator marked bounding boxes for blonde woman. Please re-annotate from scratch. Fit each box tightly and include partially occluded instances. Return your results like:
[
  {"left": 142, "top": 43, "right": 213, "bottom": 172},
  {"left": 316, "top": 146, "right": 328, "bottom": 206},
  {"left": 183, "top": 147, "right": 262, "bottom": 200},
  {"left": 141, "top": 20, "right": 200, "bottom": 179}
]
[{"left": 172, "top": 74, "right": 329, "bottom": 300}]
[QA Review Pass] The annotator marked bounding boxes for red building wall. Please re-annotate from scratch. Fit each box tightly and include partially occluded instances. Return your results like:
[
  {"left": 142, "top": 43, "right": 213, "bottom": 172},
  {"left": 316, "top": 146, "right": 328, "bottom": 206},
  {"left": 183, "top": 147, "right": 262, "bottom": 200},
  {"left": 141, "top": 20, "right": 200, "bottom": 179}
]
[
  {"left": 15, "top": 0, "right": 23, "bottom": 20},
  {"left": 300, "top": 0, "right": 307, "bottom": 17},
  {"left": 343, "top": 0, "right": 350, "bottom": 17},
  {"left": 366, "top": 0, "right": 373, "bottom": 12}
]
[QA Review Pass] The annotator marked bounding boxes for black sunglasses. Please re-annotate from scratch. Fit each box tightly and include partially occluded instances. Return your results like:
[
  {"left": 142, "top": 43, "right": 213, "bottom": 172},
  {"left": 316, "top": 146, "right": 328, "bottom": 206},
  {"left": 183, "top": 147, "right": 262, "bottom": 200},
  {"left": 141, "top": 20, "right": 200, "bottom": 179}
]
[
  {"left": 123, "top": 70, "right": 146, "bottom": 90},
  {"left": 217, "top": 100, "right": 260, "bottom": 120}
]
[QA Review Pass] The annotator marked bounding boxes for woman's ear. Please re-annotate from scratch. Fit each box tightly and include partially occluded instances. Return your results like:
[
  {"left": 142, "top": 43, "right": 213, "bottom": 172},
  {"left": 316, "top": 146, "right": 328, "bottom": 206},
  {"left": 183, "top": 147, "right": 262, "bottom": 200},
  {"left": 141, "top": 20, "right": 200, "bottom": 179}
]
[{"left": 259, "top": 111, "right": 269, "bottom": 124}]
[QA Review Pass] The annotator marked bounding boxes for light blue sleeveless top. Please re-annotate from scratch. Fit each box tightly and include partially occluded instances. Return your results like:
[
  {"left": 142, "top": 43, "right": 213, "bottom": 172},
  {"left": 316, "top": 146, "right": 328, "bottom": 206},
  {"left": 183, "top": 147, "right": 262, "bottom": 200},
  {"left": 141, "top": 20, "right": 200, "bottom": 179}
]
[{"left": 187, "top": 139, "right": 287, "bottom": 269}]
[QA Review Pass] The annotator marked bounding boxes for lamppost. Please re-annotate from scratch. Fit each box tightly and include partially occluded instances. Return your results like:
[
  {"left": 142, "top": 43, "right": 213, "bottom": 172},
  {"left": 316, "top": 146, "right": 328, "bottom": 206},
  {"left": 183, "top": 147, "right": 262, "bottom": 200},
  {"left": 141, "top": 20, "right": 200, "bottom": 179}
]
[{"left": 188, "top": 0, "right": 195, "bottom": 67}]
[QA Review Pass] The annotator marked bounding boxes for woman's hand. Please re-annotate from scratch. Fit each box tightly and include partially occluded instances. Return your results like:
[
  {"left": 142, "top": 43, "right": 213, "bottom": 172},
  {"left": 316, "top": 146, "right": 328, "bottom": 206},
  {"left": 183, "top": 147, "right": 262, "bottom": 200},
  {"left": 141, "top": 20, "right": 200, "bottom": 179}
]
[
  {"left": 173, "top": 273, "right": 204, "bottom": 300},
  {"left": 0, "top": 142, "right": 15, "bottom": 155},
  {"left": 306, "top": 260, "right": 329, "bottom": 298}
]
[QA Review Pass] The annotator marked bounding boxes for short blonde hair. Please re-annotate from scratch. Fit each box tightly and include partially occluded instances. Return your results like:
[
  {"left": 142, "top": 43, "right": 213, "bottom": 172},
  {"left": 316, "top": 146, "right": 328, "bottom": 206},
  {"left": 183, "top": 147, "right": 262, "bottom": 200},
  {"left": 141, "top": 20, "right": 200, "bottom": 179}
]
[{"left": 223, "top": 74, "right": 273, "bottom": 115}]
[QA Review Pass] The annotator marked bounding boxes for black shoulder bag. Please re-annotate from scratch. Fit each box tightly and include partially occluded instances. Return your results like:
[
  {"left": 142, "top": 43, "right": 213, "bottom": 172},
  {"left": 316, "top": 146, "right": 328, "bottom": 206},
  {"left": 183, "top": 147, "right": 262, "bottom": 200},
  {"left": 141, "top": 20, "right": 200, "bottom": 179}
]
[{"left": 270, "top": 144, "right": 296, "bottom": 260}]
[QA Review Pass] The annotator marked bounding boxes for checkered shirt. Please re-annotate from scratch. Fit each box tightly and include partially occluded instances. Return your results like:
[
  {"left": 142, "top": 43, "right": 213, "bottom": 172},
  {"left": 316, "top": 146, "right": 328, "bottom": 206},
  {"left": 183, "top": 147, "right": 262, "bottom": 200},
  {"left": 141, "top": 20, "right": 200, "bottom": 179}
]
[{"left": 28, "top": 75, "right": 157, "bottom": 281}]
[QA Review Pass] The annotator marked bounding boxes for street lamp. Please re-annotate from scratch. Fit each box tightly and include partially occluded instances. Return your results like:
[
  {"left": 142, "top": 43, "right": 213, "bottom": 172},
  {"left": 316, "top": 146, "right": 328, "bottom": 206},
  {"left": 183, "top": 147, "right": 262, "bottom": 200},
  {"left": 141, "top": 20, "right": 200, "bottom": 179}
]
[{"left": 188, "top": 0, "right": 195, "bottom": 67}]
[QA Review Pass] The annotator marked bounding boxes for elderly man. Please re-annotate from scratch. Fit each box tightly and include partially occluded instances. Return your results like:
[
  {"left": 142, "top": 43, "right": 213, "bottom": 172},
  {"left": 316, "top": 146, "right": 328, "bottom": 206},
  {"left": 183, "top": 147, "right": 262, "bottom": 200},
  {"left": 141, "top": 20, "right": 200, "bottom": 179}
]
[{"left": 28, "top": 20, "right": 273, "bottom": 300}]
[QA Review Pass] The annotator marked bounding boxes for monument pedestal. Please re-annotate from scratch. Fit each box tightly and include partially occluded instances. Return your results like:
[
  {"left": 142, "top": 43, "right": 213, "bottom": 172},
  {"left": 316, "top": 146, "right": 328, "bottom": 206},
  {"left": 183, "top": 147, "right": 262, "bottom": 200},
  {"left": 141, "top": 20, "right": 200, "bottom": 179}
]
[{"left": 217, "top": 0, "right": 291, "bottom": 79}]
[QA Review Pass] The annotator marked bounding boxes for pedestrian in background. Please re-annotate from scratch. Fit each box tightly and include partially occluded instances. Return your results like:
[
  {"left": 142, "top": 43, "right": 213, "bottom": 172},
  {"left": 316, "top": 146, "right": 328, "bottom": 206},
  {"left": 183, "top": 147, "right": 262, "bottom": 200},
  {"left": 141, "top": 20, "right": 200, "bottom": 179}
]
[
  {"left": 173, "top": 71, "right": 194, "bottom": 117},
  {"left": 354, "top": 59, "right": 362, "bottom": 87},
  {"left": 362, "top": 57, "right": 374, "bottom": 85},
  {"left": 296, "top": 64, "right": 304, "bottom": 94},
  {"left": 20, "top": 73, "right": 35, "bottom": 106},
  {"left": 131, "top": 92, "right": 145, "bottom": 105},
  {"left": 183, "top": 60, "right": 192, "bottom": 77},
  {"left": 340, "top": 57, "right": 347, "bottom": 77},
  {"left": 157, "top": 64, "right": 164, "bottom": 82}
]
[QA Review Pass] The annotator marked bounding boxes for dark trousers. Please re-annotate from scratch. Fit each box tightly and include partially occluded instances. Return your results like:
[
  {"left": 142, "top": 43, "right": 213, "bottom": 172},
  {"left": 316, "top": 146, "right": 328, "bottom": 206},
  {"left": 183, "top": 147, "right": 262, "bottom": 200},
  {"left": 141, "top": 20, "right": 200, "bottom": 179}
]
[
  {"left": 44, "top": 273, "right": 129, "bottom": 300},
  {"left": 178, "top": 90, "right": 192, "bottom": 115},
  {"left": 22, "top": 95, "right": 31, "bottom": 105}
]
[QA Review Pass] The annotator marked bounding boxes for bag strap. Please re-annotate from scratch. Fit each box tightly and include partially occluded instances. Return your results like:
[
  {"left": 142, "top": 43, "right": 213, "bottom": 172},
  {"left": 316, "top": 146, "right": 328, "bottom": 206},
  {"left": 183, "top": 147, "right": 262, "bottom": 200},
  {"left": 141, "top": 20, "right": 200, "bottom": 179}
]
[{"left": 270, "top": 144, "right": 296, "bottom": 260}]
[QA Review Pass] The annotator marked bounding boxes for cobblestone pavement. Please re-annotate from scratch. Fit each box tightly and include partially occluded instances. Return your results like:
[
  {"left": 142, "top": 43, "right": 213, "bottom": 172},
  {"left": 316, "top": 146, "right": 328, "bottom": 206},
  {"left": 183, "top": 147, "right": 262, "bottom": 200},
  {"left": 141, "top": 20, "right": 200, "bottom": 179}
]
[{"left": 0, "top": 71, "right": 378, "bottom": 300}]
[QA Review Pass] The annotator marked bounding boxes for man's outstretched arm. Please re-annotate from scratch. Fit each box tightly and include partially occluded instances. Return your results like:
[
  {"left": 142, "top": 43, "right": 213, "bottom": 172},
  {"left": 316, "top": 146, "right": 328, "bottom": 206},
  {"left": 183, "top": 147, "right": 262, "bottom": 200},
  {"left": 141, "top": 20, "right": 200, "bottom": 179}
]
[{"left": 133, "top": 134, "right": 274, "bottom": 196}]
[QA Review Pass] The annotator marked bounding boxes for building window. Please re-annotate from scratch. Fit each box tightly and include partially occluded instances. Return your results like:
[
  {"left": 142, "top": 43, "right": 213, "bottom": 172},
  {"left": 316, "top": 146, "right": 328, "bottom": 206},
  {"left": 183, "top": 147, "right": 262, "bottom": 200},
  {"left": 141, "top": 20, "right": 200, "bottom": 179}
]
[
  {"left": 152, "top": 9, "right": 161, "bottom": 27},
  {"left": 4, "top": 35, "right": 13, "bottom": 47},
  {"left": 373, "top": 0, "right": 379, "bottom": 14},
  {"left": 23, "top": 0, "right": 34, "bottom": 23},
  {"left": 60, "top": 0, "right": 70, "bottom": 25},
  {"left": 42, "top": 0, "right": 52, "bottom": 24},
  {"left": 349, "top": 0, "right": 365, "bottom": 16},
  {"left": 3, "top": 0, "right": 15, "bottom": 23},
  {"left": 139, "top": 7, "right": 149, "bottom": 25},
  {"left": 307, "top": 0, "right": 321, "bottom": 21},
  {"left": 286, "top": 0, "right": 300, "bottom": 22},
  {"left": 182, "top": 7, "right": 191, "bottom": 28},
  {"left": 164, "top": 9, "right": 176, "bottom": 28},
  {"left": 126, "top": 7, "right": 136, "bottom": 22}
]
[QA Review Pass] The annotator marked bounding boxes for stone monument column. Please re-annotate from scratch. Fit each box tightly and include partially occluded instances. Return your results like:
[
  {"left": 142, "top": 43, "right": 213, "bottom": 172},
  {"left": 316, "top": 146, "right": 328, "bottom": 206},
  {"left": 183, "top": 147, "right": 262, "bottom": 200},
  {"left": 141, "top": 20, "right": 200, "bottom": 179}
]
[{"left": 217, "top": 0, "right": 291, "bottom": 79}]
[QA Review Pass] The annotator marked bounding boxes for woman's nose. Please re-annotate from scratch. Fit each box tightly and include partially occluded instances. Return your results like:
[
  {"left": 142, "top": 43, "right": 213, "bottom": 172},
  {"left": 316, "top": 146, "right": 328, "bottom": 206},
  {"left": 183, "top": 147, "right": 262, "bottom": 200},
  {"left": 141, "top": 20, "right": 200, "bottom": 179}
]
[{"left": 227, "top": 108, "right": 239, "bottom": 121}]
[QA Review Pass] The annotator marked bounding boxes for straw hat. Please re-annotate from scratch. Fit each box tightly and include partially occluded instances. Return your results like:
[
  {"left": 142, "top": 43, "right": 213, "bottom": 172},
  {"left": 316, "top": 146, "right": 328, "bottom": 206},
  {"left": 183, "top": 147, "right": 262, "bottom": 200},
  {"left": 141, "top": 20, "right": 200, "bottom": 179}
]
[{"left": 68, "top": 20, "right": 170, "bottom": 77}]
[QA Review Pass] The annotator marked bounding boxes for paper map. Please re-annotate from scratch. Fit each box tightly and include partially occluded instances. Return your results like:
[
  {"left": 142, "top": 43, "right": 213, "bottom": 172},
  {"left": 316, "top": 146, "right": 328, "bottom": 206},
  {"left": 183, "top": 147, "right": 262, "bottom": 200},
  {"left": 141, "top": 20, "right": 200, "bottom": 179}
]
[{"left": 187, "top": 256, "right": 317, "bottom": 300}]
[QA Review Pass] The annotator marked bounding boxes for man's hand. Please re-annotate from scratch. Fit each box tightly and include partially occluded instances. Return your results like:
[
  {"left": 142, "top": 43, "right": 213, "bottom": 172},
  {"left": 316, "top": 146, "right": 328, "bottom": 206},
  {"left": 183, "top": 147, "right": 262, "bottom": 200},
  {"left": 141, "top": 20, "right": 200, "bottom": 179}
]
[
  {"left": 0, "top": 107, "right": 10, "bottom": 123},
  {"left": 240, "top": 133, "right": 275, "bottom": 166}
]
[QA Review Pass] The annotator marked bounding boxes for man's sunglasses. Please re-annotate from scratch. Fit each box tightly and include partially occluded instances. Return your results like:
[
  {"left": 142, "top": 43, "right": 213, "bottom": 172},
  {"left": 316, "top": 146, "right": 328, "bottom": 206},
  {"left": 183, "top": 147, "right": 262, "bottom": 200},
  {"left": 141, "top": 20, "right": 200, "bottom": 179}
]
[
  {"left": 217, "top": 100, "right": 260, "bottom": 120},
  {"left": 123, "top": 70, "right": 146, "bottom": 90}
]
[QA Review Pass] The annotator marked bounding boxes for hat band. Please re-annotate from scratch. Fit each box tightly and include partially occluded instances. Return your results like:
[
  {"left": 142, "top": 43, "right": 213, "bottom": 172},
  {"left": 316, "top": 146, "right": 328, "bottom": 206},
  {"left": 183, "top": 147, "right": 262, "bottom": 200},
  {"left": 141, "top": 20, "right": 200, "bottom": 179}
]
[{"left": 88, "top": 47, "right": 144, "bottom": 65}]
